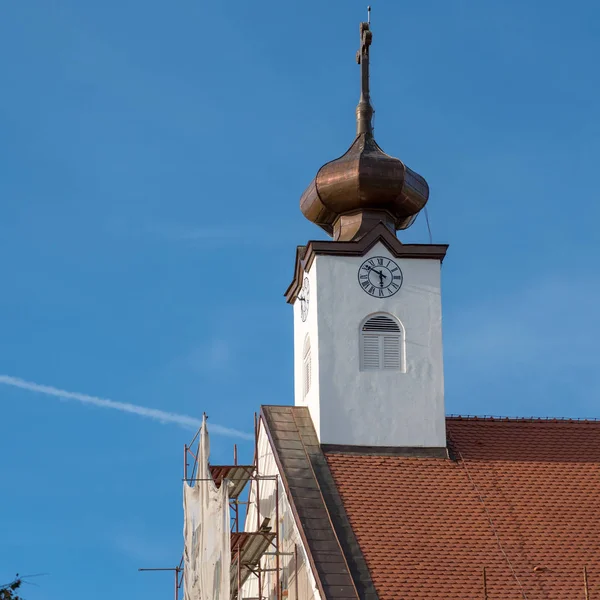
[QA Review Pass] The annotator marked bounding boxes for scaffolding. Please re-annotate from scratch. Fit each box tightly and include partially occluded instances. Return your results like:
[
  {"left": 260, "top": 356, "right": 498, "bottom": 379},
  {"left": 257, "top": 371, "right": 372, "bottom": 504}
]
[
  {"left": 179, "top": 414, "right": 286, "bottom": 600},
  {"left": 139, "top": 414, "right": 599, "bottom": 600}
]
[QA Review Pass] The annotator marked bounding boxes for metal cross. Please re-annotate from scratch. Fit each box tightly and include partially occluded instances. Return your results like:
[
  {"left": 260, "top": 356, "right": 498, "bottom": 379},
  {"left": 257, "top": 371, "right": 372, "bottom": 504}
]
[{"left": 356, "top": 9, "right": 374, "bottom": 135}]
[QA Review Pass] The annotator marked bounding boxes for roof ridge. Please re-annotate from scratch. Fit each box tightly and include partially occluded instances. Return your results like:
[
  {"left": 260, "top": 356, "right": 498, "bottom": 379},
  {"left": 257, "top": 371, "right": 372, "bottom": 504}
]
[{"left": 447, "top": 414, "right": 600, "bottom": 423}]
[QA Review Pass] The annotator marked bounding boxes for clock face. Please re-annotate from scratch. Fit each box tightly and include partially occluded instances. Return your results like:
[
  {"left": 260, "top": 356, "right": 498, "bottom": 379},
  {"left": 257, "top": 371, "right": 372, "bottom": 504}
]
[
  {"left": 358, "top": 256, "right": 403, "bottom": 298},
  {"left": 299, "top": 276, "right": 310, "bottom": 322}
]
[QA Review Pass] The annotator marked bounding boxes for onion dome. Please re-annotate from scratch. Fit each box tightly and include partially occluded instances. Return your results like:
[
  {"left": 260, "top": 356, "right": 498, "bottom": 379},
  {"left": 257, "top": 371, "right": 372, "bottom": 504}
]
[{"left": 300, "top": 17, "right": 429, "bottom": 242}]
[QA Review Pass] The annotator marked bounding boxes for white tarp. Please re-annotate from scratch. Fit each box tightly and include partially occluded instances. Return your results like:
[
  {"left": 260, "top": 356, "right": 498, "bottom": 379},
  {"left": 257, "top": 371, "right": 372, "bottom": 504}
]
[{"left": 183, "top": 416, "right": 230, "bottom": 600}]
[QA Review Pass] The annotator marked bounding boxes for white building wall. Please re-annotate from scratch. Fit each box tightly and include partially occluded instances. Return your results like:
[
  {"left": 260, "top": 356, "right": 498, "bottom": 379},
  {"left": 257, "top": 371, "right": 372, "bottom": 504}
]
[
  {"left": 293, "top": 241, "right": 446, "bottom": 448},
  {"left": 293, "top": 264, "right": 321, "bottom": 435},
  {"left": 242, "top": 423, "right": 322, "bottom": 600}
]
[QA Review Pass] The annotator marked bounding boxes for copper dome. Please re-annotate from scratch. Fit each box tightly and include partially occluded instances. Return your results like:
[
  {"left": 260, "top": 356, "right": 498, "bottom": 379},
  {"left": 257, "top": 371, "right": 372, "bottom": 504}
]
[{"left": 300, "top": 19, "right": 429, "bottom": 242}]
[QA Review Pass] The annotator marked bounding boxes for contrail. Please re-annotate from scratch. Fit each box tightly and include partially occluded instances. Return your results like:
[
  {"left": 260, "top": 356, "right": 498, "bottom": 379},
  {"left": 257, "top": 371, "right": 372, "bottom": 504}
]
[{"left": 0, "top": 375, "right": 253, "bottom": 440}]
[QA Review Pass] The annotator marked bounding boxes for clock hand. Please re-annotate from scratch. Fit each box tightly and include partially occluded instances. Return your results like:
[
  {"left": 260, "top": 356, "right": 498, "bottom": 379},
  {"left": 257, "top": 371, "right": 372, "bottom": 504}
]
[
  {"left": 368, "top": 266, "right": 387, "bottom": 283},
  {"left": 372, "top": 268, "right": 386, "bottom": 288},
  {"left": 367, "top": 266, "right": 386, "bottom": 278}
]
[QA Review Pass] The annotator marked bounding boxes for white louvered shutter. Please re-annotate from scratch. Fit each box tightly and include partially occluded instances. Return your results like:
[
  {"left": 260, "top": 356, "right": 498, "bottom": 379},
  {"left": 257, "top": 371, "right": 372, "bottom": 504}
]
[
  {"left": 303, "top": 337, "right": 311, "bottom": 396},
  {"left": 383, "top": 335, "right": 401, "bottom": 369},
  {"left": 304, "top": 348, "right": 311, "bottom": 395},
  {"left": 362, "top": 334, "right": 381, "bottom": 370},
  {"left": 361, "top": 315, "right": 402, "bottom": 371}
]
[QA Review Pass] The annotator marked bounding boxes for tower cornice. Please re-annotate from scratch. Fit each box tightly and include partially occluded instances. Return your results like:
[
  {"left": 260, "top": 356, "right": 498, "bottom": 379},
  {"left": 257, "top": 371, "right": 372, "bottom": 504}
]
[{"left": 285, "top": 222, "right": 448, "bottom": 303}]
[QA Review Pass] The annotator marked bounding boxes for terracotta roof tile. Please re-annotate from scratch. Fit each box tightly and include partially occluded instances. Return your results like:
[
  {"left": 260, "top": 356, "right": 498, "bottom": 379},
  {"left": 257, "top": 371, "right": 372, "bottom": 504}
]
[{"left": 325, "top": 417, "right": 600, "bottom": 600}]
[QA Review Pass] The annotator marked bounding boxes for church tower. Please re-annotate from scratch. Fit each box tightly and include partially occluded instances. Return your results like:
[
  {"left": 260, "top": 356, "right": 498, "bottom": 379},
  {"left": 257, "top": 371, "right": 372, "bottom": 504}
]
[{"left": 285, "top": 17, "right": 448, "bottom": 449}]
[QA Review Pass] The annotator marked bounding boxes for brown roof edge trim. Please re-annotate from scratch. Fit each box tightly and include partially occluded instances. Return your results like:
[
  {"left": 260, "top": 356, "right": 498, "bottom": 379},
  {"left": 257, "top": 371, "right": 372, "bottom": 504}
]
[
  {"left": 322, "top": 444, "right": 450, "bottom": 459},
  {"left": 285, "top": 223, "right": 449, "bottom": 303},
  {"left": 283, "top": 246, "right": 307, "bottom": 302},
  {"left": 258, "top": 407, "right": 336, "bottom": 600},
  {"left": 304, "top": 223, "right": 448, "bottom": 272},
  {"left": 299, "top": 426, "right": 380, "bottom": 599},
  {"left": 288, "top": 410, "right": 364, "bottom": 600}
]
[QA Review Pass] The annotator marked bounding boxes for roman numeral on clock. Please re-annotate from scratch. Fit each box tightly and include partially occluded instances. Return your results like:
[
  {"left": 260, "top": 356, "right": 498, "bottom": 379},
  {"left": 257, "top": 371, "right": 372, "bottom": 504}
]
[{"left": 358, "top": 257, "right": 403, "bottom": 297}]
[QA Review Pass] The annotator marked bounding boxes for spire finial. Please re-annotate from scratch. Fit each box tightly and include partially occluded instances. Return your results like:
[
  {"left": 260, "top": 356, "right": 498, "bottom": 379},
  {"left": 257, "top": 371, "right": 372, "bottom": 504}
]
[
  {"left": 299, "top": 10, "right": 429, "bottom": 241},
  {"left": 356, "top": 9, "right": 374, "bottom": 136}
]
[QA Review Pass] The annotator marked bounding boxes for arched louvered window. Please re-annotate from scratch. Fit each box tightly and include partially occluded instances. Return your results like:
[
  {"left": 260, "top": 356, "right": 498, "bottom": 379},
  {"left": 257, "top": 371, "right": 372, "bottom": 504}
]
[
  {"left": 360, "top": 314, "right": 404, "bottom": 371},
  {"left": 303, "top": 335, "right": 312, "bottom": 397}
]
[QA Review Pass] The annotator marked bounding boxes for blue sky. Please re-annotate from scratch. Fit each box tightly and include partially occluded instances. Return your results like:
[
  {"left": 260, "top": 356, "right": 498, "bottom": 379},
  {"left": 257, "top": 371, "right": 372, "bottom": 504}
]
[{"left": 1, "top": 0, "right": 599, "bottom": 598}]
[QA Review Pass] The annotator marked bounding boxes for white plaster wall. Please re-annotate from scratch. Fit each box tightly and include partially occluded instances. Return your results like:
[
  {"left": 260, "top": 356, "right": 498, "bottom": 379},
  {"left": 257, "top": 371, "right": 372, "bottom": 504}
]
[
  {"left": 293, "top": 264, "right": 321, "bottom": 436},
  {"left": 242, "top": 424, "right": 321, "bottom": 600},
  {"left": 294, "top": 241, "right": 446, "bottom": 448}
]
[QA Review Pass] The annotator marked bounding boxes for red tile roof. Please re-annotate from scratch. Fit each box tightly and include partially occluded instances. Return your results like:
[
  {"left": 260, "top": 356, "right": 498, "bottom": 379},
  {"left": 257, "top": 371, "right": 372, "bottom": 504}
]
[{"left": 325, "top": 417, "right": 600, "bottom": 600}]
